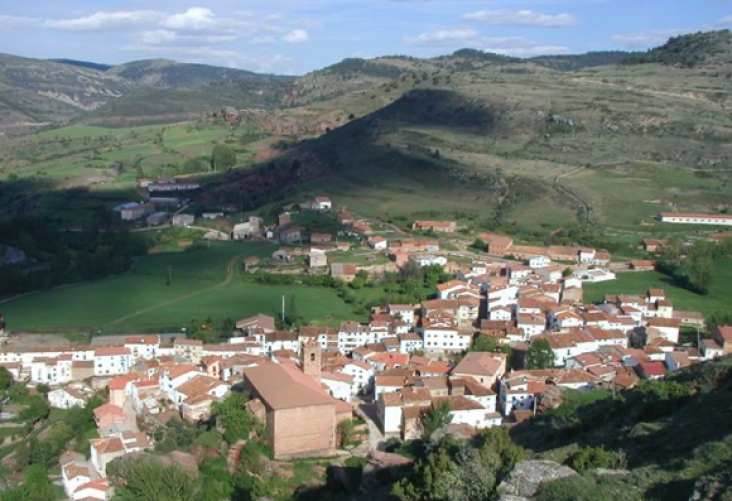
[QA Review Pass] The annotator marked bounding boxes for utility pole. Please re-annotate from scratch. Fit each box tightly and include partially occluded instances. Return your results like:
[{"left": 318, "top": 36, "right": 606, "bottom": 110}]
[{"left": 281, "top": 295, "right": 286, "bottom": 324}]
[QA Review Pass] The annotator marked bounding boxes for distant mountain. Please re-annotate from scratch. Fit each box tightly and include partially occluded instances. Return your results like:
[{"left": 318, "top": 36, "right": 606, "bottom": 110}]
[
  {"left": 106, "top": 59, "right": 291, "bottom": 89},
  {"left": 528, "top": 51, "right": 633, "bottom": 71},
  {"left": 0, "top": 54, "right": 295, "bottom": 134},
  {"left": 1, "top": 30, "right": 730, "bottom": 135},
  {"left": 624, "top": 29, "right": 732, "bottom": 68},
  {"left": 50, "top": 58, "right": 113, "bottom": 72},
  {"left": 0, "top": 53, "right": 137, "bottom": 135}
]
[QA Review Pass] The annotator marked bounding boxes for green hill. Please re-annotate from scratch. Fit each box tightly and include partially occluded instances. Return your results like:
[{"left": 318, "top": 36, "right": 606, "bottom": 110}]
[
  {"left": 0, "top": 55, "right": 294, "bottom": 135},
  {"left": 510, "top": 355, "right": 732, "bottom": 500},
  {"left": 624, "top": 29, "right": 732, "bottom": 68}
]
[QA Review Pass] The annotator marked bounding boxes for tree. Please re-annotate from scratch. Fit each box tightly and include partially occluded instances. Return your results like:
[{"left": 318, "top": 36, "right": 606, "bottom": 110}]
[
  {"left": 475, "top": 427, "right": 525, "bottom": 475},
  {"left": 392, "top": 445, "right": 456, "bottom": 501},
  {"left": 0, "top": 367, "right": 13, "bottom": 391},
  {"left": 29, "top": 438, "right": 57, "bottom": 469},
  {"left": 211, "top": 392, "right": 257, "bottom": 444},
  {"left": 471, "top": 336, "right": 498, "bottom": 352},
  {"left": 108, "top": 457, "right": 202, "bottom": 501},
  {"left": 22, "top": 465, "right": 55, "bottom": 501},
  {"left": 421, "top": 401, "right": 453, "bottom": 439},
  {"left": 211, "top": 145, "right": 237, "bottom": 171},
  {"left": 20, "top": 396, "right": 50, "bottom": 424},
  {"left": 400, "top": 260, "right": 424, "bottom": 281},
  {"left": 681, "top": 253, "right": 713, "bottom": 295},
  {"left": 220, "top": 317, "right": 235, "bottom": 339},
  {"left": 434, "top": 446, "right": 497, "bottom": 501},
  {"left": 707, "top": 311, "right": 732, "bottom": 334},
  {"left": 526, "top": 339, "right": 555, "bottom": 369}
]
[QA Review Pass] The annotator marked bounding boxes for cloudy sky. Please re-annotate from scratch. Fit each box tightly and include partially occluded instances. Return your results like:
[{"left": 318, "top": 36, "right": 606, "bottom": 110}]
[{"left": 1, "top": 0, "right": 730, "bottom": 75}]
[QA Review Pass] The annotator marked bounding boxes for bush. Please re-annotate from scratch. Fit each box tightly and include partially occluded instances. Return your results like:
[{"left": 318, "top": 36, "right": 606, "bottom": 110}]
[
  {"left": 567, "top": 446, "right": 627, "bottom": 473},
  {"left": 537, "top": 474, "right": 641, "bottom": 501}
]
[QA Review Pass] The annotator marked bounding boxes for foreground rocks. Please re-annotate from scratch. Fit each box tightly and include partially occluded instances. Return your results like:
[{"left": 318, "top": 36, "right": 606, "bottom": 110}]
[{"left": 498, "top": 460, "right": 577, "bottom": 499}]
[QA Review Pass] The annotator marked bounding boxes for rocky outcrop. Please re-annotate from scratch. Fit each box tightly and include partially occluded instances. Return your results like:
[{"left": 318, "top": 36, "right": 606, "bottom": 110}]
[{"left": 498, "top": 460, "right": 577, "bottom": 499}]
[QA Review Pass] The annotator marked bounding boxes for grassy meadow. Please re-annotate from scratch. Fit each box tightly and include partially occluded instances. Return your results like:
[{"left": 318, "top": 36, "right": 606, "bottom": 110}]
[
  {"left": 1, "top": 241, "right": 362, "bottom": 334},
  {"left": 584, "top": 260, "right": 732, "bottom": 317}
]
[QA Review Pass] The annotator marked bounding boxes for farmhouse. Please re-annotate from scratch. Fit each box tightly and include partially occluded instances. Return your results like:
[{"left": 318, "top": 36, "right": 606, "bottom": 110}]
[
  {"left": 658, "top": 212, "right": 732, "bottom": 226},
  {"left": 480, "top": 233, "right": 514, "bottom": 256},
  {"left": 368, "top": 236, "right": 388, "bottom": 250},
  {"left": 172, "top": 214, "right": 195, "bottom": 227},
  {"left": 331, "top": 263, "right": 358, "bottom": 282}
]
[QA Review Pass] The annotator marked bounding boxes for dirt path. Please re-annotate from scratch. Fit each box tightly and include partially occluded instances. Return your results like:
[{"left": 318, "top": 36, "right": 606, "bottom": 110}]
[
  {"left": 108, "top": 253, "right": 244, "bottom": 326},
  {"left": 552, "top": 165, "right": 594, "bottom": 225}
]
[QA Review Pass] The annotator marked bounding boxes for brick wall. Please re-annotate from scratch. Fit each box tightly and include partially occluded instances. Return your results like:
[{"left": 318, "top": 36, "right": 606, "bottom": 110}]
[{"left": 269, "top": 404, "right": 336, "bottom": 458}]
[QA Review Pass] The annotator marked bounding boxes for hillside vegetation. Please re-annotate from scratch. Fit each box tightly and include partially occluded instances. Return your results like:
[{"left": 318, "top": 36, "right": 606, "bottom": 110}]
[
  {"left": 0, "top": 54, "right": 294, "bottom": 134},
  {"left": 277, "top": 32, "right": 732, "bottom": 236},
  {"left": 510, "top": 355, "right": 732, "bottom": 500},
  {"left": 1, "top": 31, "right": 731, "bottom": 242}
]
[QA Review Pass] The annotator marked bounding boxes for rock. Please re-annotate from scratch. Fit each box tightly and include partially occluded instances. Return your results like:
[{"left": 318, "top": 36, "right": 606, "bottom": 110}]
[
  {"left": 498, "top": 496, "right": 530, "bottom": 501},
  {"left": 498, "top": 460, "right": 577, "bottom": 498}
]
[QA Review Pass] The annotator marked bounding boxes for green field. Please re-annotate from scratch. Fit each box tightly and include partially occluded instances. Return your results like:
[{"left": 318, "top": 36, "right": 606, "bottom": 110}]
[
  {"left": 584, "top": 260, "right": 732, "bottom": 318},
  {"left": 1, "top": 241, "right": 362, "bottom": 334}
]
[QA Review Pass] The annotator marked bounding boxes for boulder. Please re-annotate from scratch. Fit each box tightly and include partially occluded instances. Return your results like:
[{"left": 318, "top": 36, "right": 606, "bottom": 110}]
[{"left": 498, "top": 460, "right": 577, "bottom": 498}]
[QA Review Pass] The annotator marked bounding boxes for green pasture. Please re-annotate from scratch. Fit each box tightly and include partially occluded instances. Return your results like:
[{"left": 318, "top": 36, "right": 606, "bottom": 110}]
[
  {"left": 584, "top": 260, "right": 732, "bottom": 318},
  {"left": 1, "top": 241, "right": 362, "bottom": 333}
]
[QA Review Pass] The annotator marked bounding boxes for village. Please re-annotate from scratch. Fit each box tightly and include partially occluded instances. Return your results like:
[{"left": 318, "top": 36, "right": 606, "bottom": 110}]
[{"left": 0, "top": 191, "right": 731, "bottom": 500}]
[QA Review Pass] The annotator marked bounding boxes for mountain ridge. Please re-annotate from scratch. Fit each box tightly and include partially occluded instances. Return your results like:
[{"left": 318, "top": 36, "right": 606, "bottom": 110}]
[{"left": 1, "top": 29, "right": 730, "bottom": 135}]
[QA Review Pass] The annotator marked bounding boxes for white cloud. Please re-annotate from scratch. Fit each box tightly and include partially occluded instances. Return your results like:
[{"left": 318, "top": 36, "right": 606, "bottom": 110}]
[
  {"left": 610, "top": 28, "right": 691, "bottom": 48},
  {"left": 283, "top": 29, "right": 309, "bottom": 44},
  {"left": 122, "top": 44, "right": 293, "bottom": 73},
  {"left": 404, "top": 28, "right": 479, "bottom": 46},
  {"left": 718, "top": 15, "right": 732, "bottom": 25},
  {"left": 462, "top": 9, "right": 577, "bottom": 28},
  {"left": 162, "top": 7, "right": 216, "bottom": 31},
  {"left": 140, "top": 29, "right": 178, "bottom": 45},
  {"left": 46, "top": 10, "right": 163, "bottom": 31},
  {"left": 481, "top": 37, "right": 569, "bottom": 56}
]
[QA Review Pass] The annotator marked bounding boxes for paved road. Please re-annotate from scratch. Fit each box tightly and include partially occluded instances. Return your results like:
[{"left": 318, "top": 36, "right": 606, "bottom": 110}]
[{"left": 357, "top": 402, "right": 386, "bottom": 452}]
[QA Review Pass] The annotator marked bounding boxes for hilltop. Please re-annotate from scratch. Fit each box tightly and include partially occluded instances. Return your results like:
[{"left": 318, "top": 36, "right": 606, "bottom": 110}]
[
  {"left": 1, "top": 30, "right": 731, "bottom": 243},
  {"left": 0, "top": 54, "right": 294, "bottom": 134},
  {"left": 625, "top": 29, "right": 732, "bottom": 69}
]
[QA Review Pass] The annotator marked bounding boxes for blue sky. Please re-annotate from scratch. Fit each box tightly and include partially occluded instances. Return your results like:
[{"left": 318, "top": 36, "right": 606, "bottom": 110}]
[{"left": 1, "top": 0, "right": 730, "bottom": 75}]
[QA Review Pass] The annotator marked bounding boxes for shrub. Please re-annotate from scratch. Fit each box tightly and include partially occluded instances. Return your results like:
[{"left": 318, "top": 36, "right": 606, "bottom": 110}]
[{"left": 567, "top": 446, "right": 627, "bottom": 473}]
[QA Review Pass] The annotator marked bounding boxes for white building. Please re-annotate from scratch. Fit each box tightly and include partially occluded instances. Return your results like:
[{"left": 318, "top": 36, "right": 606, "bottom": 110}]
[
  {"left": 389, "top": 305, "right": 415, "bottom": 326},
  {"left": 529, "top": 256, "right": 551, "bottom": 269},
  {"left": 321, "top": 372, "right": 355, "bottom": 403},
  {"left": 124, "top": 336, "right": 160, "bottom": 362},
  {"left": 398, "top": 333, "right": 424, "bottom": 353},
  {"left": 412, "top": 255, "right": 448, "bottom": 267},
  {"left": 659, "top": 212, "right": 732, "bottom": 226},
  {"left": 62, "top": 463, "right": 91, "bottom": 498},
  {"left": 48, "top": 387, "right": 86, "bottom": 409},
  {"left": 573, "top": 269, "right": 616, "bottom": 283},
  {"left": 94, "top": 347, "right": 133, "bottom": 377},
  {"left": 341, "top": 361, "right": 375, "bottom": 393}
]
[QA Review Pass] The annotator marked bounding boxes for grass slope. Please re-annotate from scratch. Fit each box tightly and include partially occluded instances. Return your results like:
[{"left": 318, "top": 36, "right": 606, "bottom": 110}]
[
  {"left": 1, "top": 241, "right": 361, "bottom": 333},
  {"left": 584, "top": 260, "right": 732, "bottom": 317}
]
